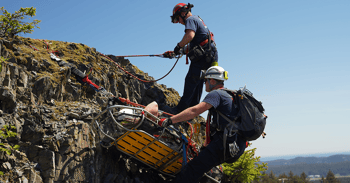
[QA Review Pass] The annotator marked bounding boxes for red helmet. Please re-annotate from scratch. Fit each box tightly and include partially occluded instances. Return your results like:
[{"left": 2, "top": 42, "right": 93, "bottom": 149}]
[{"left": 171, "top": 3, "right": 194, "bottom": 23}]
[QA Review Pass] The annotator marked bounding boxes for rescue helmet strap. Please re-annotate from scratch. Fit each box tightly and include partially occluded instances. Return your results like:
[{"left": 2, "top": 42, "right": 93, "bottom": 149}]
[{"left": 208, "top": 79, "right": 223, "bottom": 91}]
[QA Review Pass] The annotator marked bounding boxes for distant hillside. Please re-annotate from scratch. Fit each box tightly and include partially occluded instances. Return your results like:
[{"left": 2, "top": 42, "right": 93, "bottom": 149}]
[
  {"left": 266, "top": 161, "right": 350, "bottom": 177},
  {"left": 265, "top": 154, "right": 350, "bottom": 166},
  {"left": 263, "top": 155, "right": 350, "bottom": 177},
  {"left": 261, "top": 151, "right": 350, "bottom": 162}
]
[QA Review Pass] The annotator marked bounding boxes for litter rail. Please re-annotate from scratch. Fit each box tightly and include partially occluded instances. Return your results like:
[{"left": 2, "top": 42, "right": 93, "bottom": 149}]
[{"left": 92, "top": 105, "right": 187, "bottom": 177}]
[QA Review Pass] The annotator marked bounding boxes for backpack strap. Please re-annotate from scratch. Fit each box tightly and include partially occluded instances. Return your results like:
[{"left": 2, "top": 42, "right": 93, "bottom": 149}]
[
  {"left": 205, "top": 110, "right": 212, "bottom": 146},
  {"left": 217, "top": 110, "right": 239, "bottom": 161},
  {"left": 215, "top": 89, "right": 241, "bottom": 160}
]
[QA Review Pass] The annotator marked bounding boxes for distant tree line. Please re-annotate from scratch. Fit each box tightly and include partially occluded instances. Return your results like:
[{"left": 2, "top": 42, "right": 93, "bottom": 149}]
[
  {"left": 250, "top": 169, "right": 341, "bottom": 183},
  {"left": 266, "top": 161, "right": 350, "bottom": 177}
]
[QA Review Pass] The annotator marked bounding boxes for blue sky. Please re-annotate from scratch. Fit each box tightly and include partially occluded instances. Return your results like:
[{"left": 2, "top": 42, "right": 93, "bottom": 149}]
[{"left": 3, "top": 0, "right": 349, "bottom": 160}]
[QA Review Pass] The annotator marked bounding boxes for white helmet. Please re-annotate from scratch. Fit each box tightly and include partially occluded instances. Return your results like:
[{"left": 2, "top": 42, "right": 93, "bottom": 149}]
[{"left": 202, "top": 66, "right": 228, "bottom": 81}]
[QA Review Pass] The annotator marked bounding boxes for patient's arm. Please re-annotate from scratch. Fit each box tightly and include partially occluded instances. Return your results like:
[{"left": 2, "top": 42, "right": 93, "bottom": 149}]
[{"left": 144, "top": 101, "right": 159, "bottom": 120}]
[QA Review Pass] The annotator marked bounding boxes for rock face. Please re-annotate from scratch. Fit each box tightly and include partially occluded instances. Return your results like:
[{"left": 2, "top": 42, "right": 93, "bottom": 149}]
[{"left": 0, "top": 36, "right": 207, "bottom": 183}]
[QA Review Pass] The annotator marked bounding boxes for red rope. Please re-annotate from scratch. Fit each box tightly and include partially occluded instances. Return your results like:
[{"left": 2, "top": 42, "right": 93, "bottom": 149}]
[
  {"left": 29, "top": 45, "right": 39, "bottom": 51},
  {"left": 43, "top": 39, "right": 59, "bottom": 56},
  {"left": 43, "top": 39, "right": 50, "bottom": 52},
  {"left": 186, "top": 122, "right": 199, "bottom": 158},
  {"left": 118, "top": 97, "right": 146, "bottom": 108},
  {"left": 31, "top": 39, "right": 59, "bottom": 55}
]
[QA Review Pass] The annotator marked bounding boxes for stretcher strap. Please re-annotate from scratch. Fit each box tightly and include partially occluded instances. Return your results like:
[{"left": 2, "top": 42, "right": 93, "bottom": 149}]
[{"left": 205, "top": 112, "right": 211, "bottom": 146}]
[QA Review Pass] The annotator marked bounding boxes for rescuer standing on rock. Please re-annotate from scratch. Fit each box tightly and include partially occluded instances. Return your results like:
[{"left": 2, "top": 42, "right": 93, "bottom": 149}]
[{"left": 163, "top": 3, "right": 219, "bottom": 115}]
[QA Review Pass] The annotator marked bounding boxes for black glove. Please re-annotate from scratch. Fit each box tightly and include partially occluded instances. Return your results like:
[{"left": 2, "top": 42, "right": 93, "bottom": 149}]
[
  {"left": 173, "top": 43, "right": 182, "bottom": 55},
  {"left": 158, "top": 118, "right": 172, "bottom": 127},
  {"left": 163, "top": 51, "right": 175, "bottom": 58}
]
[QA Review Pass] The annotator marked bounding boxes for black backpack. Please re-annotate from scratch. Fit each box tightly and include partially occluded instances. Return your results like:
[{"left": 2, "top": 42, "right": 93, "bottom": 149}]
[{"left": 218, "top": 86, "right": 267, "bottom": 141}]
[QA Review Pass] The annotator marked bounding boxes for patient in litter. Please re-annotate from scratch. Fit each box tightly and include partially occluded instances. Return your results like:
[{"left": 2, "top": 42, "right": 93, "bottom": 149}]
[
  {"left": 117, "top": 101, "right": 160, "bottom": 129},
  {"left": 115, "top": 101, "right": 181, "bottom": 149}
]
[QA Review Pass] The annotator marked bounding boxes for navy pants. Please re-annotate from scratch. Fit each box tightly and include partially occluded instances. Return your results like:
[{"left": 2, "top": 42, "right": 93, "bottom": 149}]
[
  {"left": 173, "top": 132, "right": 246, "bottom": 183},
  {"left": 175, "top": 44, "right": 218, "bottom": 113}
]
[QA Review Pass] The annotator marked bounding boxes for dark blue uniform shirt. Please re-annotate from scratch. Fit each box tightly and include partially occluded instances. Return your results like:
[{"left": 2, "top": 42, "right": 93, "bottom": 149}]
[
  {"left": 185, "top": 15, "right": 210, "bottom": 47},
  {"left": 203, "top": 89, "right": 239, "bottom": 132}
]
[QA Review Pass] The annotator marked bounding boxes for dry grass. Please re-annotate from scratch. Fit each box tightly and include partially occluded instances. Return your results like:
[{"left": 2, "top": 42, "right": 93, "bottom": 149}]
[{"left": 2, "top": 36, "right": 181, "bottom": 107}]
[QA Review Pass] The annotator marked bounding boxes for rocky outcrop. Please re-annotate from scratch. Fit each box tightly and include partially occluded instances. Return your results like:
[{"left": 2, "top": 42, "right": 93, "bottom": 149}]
[{"left": 0, "top": 36, "right": 207, "bottom": 183}]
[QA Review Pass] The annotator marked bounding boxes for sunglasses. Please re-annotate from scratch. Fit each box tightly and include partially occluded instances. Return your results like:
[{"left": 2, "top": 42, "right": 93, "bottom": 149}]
[{"left": 171, "top": 15, "right": 180, "bottom": 23}]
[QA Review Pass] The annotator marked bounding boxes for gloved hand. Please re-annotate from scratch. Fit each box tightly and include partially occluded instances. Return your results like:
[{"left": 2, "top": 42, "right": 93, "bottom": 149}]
[
  {"left": 173, "top": 43, "right": 182, "bottom": 55},
  {"left": 163, "top": 51, "right": 175, "bottom": 58},
  {"left": 158, "top": 118, "right": 172, "bottom": 127}
]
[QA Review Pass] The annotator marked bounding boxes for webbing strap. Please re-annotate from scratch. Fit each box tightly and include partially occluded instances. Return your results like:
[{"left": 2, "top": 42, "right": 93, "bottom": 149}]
[
  {"left": 207, "top": 32, "right": 212, "bottom": 53},
  {"left": 205, "top": 111, "right": 211, "bottom": 145},
  {"left": 217, "top": 110, "right": 238, "bottom": 160},
  {"left": 223, "top": 123, "right": 238, "bottom": 160},
  {"left": 216, "top": 111, "right": 238, "bottom": 128},
  {"left": 199, "top": 32, "right": 215, "bottom": 47}
]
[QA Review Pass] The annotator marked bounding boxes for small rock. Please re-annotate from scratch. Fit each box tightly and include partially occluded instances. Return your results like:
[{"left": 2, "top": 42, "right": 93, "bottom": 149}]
[
  {"left": 69, "top": 112, "right": 80, "bottom": 119},
  {"left": 16, "top": 169, "right": 24, "bottom": 177},
  {"left": 14, "top": 51, "right": 20, "bottom": 56},
  {"left": 42, "top": 59, "right": 52, "bottom": 68},
  {"left": 2, "top": 162, "right": 12, "bottom": 170},
  {"left": 22, "top": 176, "right": 28, "bottom": 183}
]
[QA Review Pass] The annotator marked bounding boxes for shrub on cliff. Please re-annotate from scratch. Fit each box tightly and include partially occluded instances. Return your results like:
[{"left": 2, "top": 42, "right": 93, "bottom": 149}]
[
  {"left": 222, "top": 147, "right": 268, "bottom": 182},
  {"left": 0, "top": 6, "right": 41, "bottom": 38}
]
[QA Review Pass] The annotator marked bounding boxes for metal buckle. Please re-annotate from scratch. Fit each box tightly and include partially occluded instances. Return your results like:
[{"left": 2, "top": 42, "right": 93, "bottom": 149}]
[{"left": 229, "top": 141, "right": 239, "bottom": 157}]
